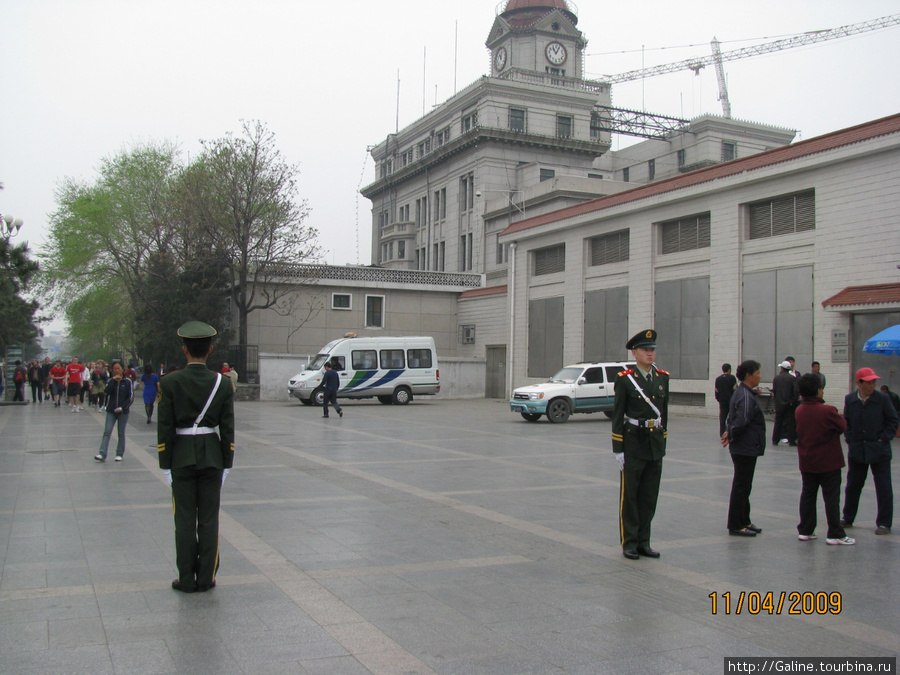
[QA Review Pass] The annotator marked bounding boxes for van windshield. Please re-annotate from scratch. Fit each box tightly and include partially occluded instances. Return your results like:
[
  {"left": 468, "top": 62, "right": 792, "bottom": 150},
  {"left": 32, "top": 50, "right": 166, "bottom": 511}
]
[{"left": 308, "top": 354, "right": 330, "bottom": 370}]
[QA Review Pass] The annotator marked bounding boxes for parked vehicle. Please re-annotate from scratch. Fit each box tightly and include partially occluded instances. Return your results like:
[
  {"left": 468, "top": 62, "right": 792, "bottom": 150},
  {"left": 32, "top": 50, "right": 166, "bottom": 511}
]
[
  {"left": 288, "top": 335, "right": 439, "bottom": 406},
  {"left": 509, "top": 361, "right": 635, "bottom": 423}
]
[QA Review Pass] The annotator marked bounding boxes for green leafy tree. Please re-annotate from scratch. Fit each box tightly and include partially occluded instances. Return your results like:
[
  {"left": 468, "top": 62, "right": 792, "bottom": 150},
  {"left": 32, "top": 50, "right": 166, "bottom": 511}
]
[
  {"left": 176, "top": 120, "right": 320, "bottom": 347},
  {"left": 43, "top": 142, "right": 230, "bottom": 364}
]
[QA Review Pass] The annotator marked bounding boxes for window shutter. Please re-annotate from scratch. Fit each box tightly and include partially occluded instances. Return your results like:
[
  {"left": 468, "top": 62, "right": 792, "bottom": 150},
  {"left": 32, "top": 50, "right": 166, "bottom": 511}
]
[{"left": 534, "top": 245, "right": 566, "bottom": 276}]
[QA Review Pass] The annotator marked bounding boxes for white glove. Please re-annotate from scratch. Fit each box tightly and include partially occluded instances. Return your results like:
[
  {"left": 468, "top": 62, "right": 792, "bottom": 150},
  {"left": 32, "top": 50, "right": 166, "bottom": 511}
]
[
  {"left": 614, "top": 453, "right": 625, "bottom": 472},
  {"left": 162, "top": 469, "right": 173, "bottom": 486},
  {"left": 221, "top": 468, "right": 230, "bottom": 486}
]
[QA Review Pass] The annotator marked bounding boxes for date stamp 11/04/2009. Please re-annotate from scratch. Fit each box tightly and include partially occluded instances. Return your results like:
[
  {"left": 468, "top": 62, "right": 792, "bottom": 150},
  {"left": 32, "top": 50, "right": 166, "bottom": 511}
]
[{"left": 709, "top": 591, "right": 842, "bottom": 615}]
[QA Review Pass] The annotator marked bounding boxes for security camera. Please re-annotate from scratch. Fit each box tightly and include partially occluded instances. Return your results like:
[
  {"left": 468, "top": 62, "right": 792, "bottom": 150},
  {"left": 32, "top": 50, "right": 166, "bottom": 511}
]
[{"left": 475, "top": 191, "right": 482, "bottom": 198}]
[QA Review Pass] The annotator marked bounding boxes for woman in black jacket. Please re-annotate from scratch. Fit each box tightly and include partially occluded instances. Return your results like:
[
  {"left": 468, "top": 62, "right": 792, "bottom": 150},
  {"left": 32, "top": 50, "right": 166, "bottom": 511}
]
[
  {"left": 94, "top": 362, "right": 134, "bottom": 462},
  {"left": 722, "top": 359, "right": 766, "bottom": 537}
]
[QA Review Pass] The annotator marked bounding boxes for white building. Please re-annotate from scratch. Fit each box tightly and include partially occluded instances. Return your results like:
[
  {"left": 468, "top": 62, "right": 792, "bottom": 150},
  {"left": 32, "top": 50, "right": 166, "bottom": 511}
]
[{"left": 488, "top": 113, "right": 900, "bottom": 412}]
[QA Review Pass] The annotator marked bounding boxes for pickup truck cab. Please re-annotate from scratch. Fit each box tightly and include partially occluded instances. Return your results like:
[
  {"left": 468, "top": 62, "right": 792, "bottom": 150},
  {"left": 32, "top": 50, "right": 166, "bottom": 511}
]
[{"left": 509, "top": 361, "right": 635, "bottom": 423}]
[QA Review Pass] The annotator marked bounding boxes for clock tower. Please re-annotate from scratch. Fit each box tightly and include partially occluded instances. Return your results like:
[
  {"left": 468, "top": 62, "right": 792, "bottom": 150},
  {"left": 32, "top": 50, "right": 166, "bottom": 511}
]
[{"left": 486, "top": 0, "right": 586, "bottom": 80}]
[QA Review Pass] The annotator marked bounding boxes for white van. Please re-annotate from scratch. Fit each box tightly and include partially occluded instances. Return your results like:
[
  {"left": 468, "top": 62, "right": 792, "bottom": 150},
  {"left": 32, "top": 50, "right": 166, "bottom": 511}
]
[{"left": 288, "top": 335, "right": 440, "bottom": 406}]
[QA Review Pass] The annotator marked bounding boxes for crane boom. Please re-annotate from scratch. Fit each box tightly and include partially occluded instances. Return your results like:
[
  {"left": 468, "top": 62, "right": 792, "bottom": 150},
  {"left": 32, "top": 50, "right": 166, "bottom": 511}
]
[{"left": 604, "top": 14, "right": 900, "bottom": 85}]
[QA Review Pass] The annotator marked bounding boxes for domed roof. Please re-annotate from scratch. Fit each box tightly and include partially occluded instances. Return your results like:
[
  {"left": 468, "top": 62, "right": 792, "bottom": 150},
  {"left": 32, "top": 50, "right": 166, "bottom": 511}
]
[{"left": 500, "top": 0, "right": 577, "bottom": 26}]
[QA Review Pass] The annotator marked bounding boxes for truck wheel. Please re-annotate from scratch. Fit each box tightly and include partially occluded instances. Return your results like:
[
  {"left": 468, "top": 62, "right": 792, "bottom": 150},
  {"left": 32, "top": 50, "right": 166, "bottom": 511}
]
[
  {"left": 377, "top": 395, "right": 393, "bottom": 405},
  {"left": 521, "top": 413, "right": 542, "bottom": 422},
  {"left": 546, "top": 399, "right": 571, "bottom": 423},
  {"left": 392, "top": 387, "right": 412, "bottom": 405},
  {"left": 311, "top": 387, "right": 326, "bottom": 407},
  {"left": 300, "top": 397, "right": 312, "bottom": 406}
]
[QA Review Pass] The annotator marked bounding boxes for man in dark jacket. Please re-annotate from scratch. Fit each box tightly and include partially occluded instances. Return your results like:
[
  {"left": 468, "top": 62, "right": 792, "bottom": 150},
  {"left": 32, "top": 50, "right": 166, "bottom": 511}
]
[
  {"left": 158, "top": 321, "right": 235, "bottom": 593},
  {"left": 714, "top": 363, "right": 737, "bottom": 436},
  {"left": 841, "top": 367, "right": 898, "bottom": 535},
  {"left": 322, "top": 361, "right": 343, "bottom": 418},
  {"left": 795, "top": 374, "right": 853, "bottom": 544},
  {"left": 772, "top": 361, "right": 800, "bottom": 446},
  {"left": 723, "top": 360, "right": 766, "bottom": 536}
]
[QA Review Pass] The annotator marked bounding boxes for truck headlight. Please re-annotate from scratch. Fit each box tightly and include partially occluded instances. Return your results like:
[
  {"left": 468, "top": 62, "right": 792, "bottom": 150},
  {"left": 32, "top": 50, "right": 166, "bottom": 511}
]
[{"left": 529, "top": 392, "right": 544, "bottom": 400}]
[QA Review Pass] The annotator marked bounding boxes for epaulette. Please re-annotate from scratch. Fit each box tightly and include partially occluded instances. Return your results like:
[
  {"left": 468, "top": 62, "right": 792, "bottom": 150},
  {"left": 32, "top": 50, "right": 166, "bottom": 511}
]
[
  {"left": 656, "top": 368, "right": 670, "bottom": 375},
  {"left": 618, "top": 369, "right": 633, "bottom": 377}
]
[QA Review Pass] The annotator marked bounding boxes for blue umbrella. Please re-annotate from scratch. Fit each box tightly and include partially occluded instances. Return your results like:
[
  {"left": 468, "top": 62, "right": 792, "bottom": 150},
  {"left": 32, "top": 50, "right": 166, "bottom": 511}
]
[{"left": 863, "top": 324, "right": 900, "bottom": 356}]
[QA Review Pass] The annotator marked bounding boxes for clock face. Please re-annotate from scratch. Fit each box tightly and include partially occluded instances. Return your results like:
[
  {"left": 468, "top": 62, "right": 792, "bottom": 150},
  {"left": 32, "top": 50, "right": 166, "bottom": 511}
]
[
  {"left": 545, "top": 41, "right": 567, "bottom": 65},
  {"left": 495, "top": 46, "right": 507, "bottom": 71}
]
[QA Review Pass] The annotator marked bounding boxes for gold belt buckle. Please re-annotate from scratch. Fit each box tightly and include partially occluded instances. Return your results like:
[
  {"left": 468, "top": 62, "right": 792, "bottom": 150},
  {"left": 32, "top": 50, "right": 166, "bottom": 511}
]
[{"left": 646, "top": 419, "right": 655, "bottom": 429}]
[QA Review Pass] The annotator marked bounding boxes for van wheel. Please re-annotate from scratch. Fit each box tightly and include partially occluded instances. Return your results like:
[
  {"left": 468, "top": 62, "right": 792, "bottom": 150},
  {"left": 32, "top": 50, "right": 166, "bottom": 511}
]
[
  {"left": 311, "top": 387, "right": 326, "bottom": 407},
  {"left": 546, "top": 399, "right": 571, "bottom": 423},
  {"left": 377, "top": 395, "right": 393, "bottom": 405},
  {"left": 521, "top": 413, "right": 542, "bottom": 422},
  {"left": 603, "top": 410, "right": 614, "bottom": 419},
  {"left": 300, "top": 397, "right": 313, "bottom": 406},
  {"left": 392, "top": 387, "right": 412, "bottom": 405}
]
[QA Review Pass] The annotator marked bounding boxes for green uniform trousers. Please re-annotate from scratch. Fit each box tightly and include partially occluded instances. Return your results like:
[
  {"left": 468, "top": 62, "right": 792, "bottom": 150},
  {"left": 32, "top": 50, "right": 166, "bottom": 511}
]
[
  {"left": 172, "top": 466, "right": 222, "bottom": 590},
  {"left": 619, "top": 455, "right": 663, "bottom": 550}
]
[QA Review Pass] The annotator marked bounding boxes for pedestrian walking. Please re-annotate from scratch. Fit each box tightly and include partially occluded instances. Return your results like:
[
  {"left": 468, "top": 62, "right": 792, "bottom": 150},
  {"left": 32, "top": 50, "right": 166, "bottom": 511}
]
[
  {"left": 94, "top": 362, "right": 134, "bottom": 462},
  {"left": 141, "top": 364, "right": 160, "bottom": 424},
  {"left": 322, "top": 361, "right": 343, "bottom": 418}
]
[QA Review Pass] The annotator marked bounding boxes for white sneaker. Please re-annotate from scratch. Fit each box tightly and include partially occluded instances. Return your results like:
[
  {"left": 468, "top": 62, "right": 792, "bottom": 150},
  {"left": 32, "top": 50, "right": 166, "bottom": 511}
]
[
  {"left": 78, "top": 405, "right": 84, "bottom": 411},
  {"left": 778, "top": 438, "right": 789, "bottom": 445},
  {"left": 71, "top": 407, "right": 77, "bottom": 413},
  {"left": 798, "top": 533, "right": 817, "bottom": 541},
  {"left": 115, "top": 456, "right": 123, "bottom": 462},
  {"left": 826, "top": 536, "right": 856, "bottom": 545}
]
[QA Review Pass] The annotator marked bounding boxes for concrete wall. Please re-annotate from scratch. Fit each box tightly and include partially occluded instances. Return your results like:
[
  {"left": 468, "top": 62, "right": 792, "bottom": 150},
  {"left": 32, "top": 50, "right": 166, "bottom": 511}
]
[
  {"left": 259, "top": 353, "right": 314, "bottom": 402},
  {"left": 258, "top": 352, "right": 486, "bottom": 402},
  {"left": 435, "top": 357, "right": 485, "bottom": 400}
]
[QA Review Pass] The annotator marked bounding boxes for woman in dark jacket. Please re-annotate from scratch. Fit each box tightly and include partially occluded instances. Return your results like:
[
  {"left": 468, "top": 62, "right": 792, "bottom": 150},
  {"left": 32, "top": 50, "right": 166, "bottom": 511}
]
[
  {"left": 94, "top": 362, "right": 134, "bottom": 462},
  {"left": 722, "top": 359, "right": 766, "bottom": 536}
]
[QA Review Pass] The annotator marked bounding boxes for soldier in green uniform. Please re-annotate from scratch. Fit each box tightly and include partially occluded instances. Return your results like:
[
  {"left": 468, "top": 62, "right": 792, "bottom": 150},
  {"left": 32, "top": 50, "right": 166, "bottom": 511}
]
[
  {"left": 158, "top": 321, "right": 235, "bottom": 593},
  {"left": 611, "top": 329, "right": 669, "bottom": 560}
]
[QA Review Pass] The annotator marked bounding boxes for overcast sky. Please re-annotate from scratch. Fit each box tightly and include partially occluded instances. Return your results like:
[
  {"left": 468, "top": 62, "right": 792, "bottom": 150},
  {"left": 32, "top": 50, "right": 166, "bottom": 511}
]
[{"left": 2, "top": 0, "right": 898, "bottom": 279}]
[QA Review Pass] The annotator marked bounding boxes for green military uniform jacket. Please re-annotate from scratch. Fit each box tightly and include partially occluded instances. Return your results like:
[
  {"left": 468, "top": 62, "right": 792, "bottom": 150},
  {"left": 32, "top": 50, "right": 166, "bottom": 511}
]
[
  {"left": 157, "top": 362, "right": 235, "bottom": 471},
  {"left": 611, "top": 365, "right": 669, "bottom": 460}
]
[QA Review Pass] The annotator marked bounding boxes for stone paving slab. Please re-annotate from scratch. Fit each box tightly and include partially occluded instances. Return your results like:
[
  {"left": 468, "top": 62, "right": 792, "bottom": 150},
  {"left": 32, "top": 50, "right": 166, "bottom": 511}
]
[{"left": 0, "top": 398, "right": 897, "bottom": 674}]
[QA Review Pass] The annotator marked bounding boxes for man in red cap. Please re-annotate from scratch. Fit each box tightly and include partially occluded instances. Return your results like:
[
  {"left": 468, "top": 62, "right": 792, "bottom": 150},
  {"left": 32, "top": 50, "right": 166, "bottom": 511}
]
[{"left": 841, "top": 367, "right": 898, "bottom": 535}]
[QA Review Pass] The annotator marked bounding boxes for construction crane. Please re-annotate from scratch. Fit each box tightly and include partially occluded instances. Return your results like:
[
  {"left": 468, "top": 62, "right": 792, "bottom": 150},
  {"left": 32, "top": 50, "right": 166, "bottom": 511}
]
[{"left": 603, "top": 14, "right": 900, "bottom": 118}]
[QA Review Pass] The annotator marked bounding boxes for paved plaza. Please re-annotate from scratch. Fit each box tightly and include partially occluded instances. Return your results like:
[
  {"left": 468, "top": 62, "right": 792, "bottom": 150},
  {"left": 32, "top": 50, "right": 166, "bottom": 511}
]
[{"left": 0, "top": 397, "right": 897, "bottom": 674}]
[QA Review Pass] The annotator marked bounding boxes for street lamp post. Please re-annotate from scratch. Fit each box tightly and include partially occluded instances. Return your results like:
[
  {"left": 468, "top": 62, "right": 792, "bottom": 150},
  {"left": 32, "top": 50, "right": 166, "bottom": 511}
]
[
  {"left": 1, "top": 214, "right": 26, "bottom": 401},
  {"left": 1, "top": 214, "right": 24, "bottom": 239}
]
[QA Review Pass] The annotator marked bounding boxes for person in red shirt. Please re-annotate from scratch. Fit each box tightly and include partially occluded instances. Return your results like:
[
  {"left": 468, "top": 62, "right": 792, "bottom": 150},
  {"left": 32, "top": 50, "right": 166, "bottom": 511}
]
[
  {"left": 49, "top": 360, "right": 67, "bottom": 407},
  {"left": 66, "top": 357, "right": 87, "bottom": 412},
  {"left": 794, "top": 373, "right": 854, "bottom": 545}
]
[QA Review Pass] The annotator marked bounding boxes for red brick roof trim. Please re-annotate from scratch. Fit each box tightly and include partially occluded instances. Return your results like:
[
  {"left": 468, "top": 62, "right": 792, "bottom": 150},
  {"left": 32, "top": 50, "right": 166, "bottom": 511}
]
[
  {"left": 502, "top": 113, "right": 900, "bottom": 237},
  {"left": 459, "top": 285, "right": 508, "bottom": 299},
  {"left": 821, "top": 283, "right": 900, "bottom": 308}
]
